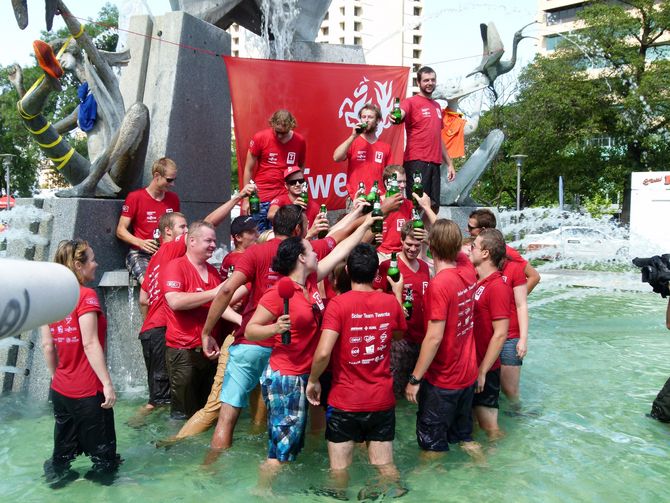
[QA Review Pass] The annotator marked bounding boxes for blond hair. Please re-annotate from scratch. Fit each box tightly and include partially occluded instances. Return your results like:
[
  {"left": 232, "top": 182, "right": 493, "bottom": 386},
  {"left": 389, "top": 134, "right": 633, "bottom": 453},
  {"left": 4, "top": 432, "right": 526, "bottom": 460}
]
[
  {"left": 429, "top": 219, "right": 461, "bottom": 262},
  {"left": 54, "top": 238, "right": 90, "bottom": 284}
]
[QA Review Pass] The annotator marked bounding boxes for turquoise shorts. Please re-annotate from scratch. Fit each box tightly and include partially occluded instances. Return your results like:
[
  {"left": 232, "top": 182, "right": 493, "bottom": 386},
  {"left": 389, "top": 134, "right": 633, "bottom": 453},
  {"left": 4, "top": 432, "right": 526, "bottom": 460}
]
[{"left": 219, "top": 343, "right": 272, "bottom": 408}]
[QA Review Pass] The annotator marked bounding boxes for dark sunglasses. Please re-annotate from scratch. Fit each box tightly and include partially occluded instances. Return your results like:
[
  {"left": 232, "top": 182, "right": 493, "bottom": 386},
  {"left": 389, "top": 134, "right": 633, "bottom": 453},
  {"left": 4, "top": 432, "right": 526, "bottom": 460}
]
[
  {"left": 467, "top": 224, "right": 480, "bottom": 231},
  {"left": 286, "top": 178, "right": 305, "bottom": 186},
  {"left": 164, "top": 176, "right": 176, "bottom": 183}
]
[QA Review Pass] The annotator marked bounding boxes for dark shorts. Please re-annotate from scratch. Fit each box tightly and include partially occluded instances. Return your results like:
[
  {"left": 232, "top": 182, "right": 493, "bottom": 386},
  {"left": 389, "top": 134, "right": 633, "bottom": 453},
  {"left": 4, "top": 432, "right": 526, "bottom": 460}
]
[
  {"left": 319, "top": 371, "right": 333, "bottom": 410},
  {"left": 166, "top": 346, "right": 217, "bottom": 419},
  {"left": 125, "top": 249, "right": 152, "bottom": 284},
  {"left": 325, "top": 406, "right": 395, "bottom": 443},
  {"left": 416, "top": 380, "right": 475, "bottom": 451},
  {"left": 139, "top": 326, "right": 170, "bottom": 406},
  {"left": 390, "top": 339, "right": 420, "bottom": 398},
  {"left": 48, "top": 389, "right": 118, "bottom": 472},
  {"left": 404, "top": 160, "right": 441, "bottom": 209},
  {"left": 500, "top": 338, "right": 523, "bottom": 366},
  {"left": 472, "top": 368, "right": 501, "bottom": 409}
]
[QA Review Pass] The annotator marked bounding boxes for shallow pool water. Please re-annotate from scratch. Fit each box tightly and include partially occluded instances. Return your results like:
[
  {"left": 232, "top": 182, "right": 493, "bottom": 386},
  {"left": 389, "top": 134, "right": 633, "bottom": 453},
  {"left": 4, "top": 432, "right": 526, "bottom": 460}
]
[{"left": 2, "top": 282, "right": 670, "bottom": 502}]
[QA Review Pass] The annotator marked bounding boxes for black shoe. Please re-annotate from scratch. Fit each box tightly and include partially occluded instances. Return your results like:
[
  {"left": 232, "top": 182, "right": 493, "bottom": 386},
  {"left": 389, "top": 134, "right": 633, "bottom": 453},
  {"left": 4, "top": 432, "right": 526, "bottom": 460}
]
[{"left": 43, "top": 459, "right": 78, "bottom": 489}]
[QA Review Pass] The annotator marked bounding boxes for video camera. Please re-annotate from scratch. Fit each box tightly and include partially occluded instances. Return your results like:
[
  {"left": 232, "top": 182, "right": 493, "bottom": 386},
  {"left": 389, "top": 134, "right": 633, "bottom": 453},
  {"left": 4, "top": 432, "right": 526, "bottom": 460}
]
[{"left": 632, "top": 255, "right": 670, "bottom": 298}]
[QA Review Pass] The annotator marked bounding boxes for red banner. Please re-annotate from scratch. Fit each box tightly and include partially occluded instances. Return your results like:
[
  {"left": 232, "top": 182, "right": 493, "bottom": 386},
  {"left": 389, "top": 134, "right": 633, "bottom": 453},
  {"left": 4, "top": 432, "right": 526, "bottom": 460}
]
[{"left": 224, "top": 57, "right": 409, "bottom": 210}]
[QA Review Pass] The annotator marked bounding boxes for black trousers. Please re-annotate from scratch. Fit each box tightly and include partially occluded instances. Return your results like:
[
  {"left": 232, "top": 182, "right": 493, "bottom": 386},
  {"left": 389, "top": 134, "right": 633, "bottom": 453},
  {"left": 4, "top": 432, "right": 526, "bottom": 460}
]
[
  {"left": 48, "top": 389, "right": 117, "bottom": 471},
  {"left": 140, "top": 327, "right": 171, "bottom": 406},
  {"left": 404, "top": 160, "right": 441, "bottom": 210},
  {"left": 166, "top": 346, "right": 217, "bottom": 419}
]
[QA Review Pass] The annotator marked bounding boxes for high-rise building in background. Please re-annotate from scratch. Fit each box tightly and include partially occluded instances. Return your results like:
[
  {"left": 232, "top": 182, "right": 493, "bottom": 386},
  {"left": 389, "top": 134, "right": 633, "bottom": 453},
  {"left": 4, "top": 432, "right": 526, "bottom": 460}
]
[
  {"left": 537, "top": 0, "right": 587, "bottom": 55},
  {"left": 228, "top": 0, "right": 425, "bottom": 96}
]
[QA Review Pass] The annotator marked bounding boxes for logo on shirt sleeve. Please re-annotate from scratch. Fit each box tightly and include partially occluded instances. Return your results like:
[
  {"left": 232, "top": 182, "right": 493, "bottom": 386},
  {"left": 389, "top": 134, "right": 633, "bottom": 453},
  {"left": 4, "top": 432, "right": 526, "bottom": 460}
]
[
  {"left": 167, "top": 280, "right": 181, "bottom": 289},
  {"left": 122, "top": 204, "right": 129, "bottom": 212}
]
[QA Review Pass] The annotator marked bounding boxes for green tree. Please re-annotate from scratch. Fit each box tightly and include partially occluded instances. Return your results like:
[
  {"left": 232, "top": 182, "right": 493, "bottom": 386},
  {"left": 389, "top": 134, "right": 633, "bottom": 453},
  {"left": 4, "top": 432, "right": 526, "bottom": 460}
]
[{"left": 0, "top": 4, "right": 118, "bottom": 196}]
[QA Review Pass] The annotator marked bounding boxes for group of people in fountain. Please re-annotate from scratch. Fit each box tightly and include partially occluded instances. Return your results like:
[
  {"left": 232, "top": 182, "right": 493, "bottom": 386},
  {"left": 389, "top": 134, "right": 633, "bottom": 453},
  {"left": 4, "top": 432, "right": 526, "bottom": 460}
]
[{"left": 40, "top": 67, "right": 541, "bottom": 497}]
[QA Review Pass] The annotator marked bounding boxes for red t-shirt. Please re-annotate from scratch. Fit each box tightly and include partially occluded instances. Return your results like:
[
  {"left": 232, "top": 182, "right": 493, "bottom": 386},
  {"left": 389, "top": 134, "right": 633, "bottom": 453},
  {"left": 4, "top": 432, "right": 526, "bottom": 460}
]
[
  {"left": 140, "top": 235, "right": 187, "bottom": 333},
  {"left": 473, "top": 271, "right": 511, "bottom": 371},
  {"left": 218, "top": 250, "right": 251, "bottom": 337},
  {"left": 506, "top": 245, "right": 525, "bottom": 264},
  {"left": 378, "top": 198, "right": 414, "bottom": 254},
  {"left": 259, "top": 275, "right": 325, "bottom": 375},
  {"left": 248, "top": 128, "right": 306, "bottom": 202},
  {"left": 49, "top": 286, "right": 107, "bottom": 399},
  {"left": 234, "top": 237, "right": 336, "bottom": 346},
  {"left": 423, "top": 266, "right": 478, "bottom": 390},
  {"left": 345, "top": 136, "right": 391, "bottom": 200},
  {"left": 374, "top": 256, "right": 430, "bottom": 344},
  {"left": 400, "top": 95, "right": 443, "bottom": 164},
  {"left": 322, "top": 290, "right": 407, "bottom": 412},
  {"left": 501, "top": 257, "right": 527, "bottom": 339},
  {"left": 269, "top": 192, "right": 320, "bottom": 226},
  {"left": 121, "top": 189, "right": 180, "bottom": 249},
  {"left": 162, "top": 255, "right": 223, "bottom": 349}
]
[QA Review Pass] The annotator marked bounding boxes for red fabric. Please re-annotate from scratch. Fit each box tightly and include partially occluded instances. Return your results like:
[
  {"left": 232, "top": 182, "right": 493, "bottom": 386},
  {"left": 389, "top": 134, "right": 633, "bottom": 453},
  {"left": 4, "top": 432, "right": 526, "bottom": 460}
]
[
  {"left": 505, "top": 245, "right": 526, "bottom": 264},
  {"left": 260, "top": 275, "right": 325, "bottom": 375},
  {"left": 269, "top": 192, "right": 320, "bottom": 226},
  {"left": 441, "top": 109, "right": 466, "bottom": 159},
  {"left": 423, "top": 266, "right": 478, "bottom": 390},
  {"left": 378, "top": 199, "right": 414, "bottom": 254},
  {"left": 322, "top": 290, "right": 407, "bottom": 412},
  {"left": 140, "top": 236, "right": 187, "bottom": 332},
  {"left": 345, "top": 136, "right": 391, "bottom": 200},
  {"left": 400, "top": 95, "right": 443, "bottom": 164},
  {"left": 373, "top": 257, "right": 430, "bottom": 344},
  {"left": 225, "top": 57, "right": 408, "bottom": 210},
  {"left": 121, "top": 189, "right": 180, "bottom": 249},
  {"left": 49, "top": 286, "right": 106, "bottom": 399},
  {"left": 162, "top": 256, "right": 222, "bottom": 349},
  {"left": 218, "top": 250, "right": 251, "bottom": 337},
  {"left": 501, "top": 258, "right": 527, "bottom": 339},
  {"left": 472, "top": 272, "right": 512, "bottom": 371},
  {"left": 248, "top": 128, "right": 306, "bottom": 202}
]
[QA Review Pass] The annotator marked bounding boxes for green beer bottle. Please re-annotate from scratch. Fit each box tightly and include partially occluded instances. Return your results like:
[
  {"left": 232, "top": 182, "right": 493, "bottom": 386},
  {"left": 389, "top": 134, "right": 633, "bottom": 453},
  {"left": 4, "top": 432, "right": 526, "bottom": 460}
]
[
  {"left": 366, "top": 181, "right": 379, "bottom": 205},
  {"left": 355, "top": 122, "right": 367, "bottom": 134},
  {"left": 249, "top": 180, "right": 261, "bottom": 215},
  {"left": 391, "top": 97, "right": 402, "bottom": 124},
  {"left": 371, "top": 194, "right": 383, "bottom": 235},
  {"left": 412, "top": 172, "right": 423, "bottom": 205},
  {"left": 300, "top": 183, "right": 309, "bottom": 206},
  {"left": 228, "top": 264, "right": 235, "bottom": 278},
  {"left": 412, "top": 208, "right": 424, "bottom": 230},
  {"left": 387, "top": 252, "right": 400, "bottom": 283},
  {"left": 318, "top": 204, "right": 328, "bottom": 239},
  {"left": 386, "top": 173, "right": 399, "bottom": 197},
  {"left": 402, "top": 286, "right": 414, "bottom": 320}
]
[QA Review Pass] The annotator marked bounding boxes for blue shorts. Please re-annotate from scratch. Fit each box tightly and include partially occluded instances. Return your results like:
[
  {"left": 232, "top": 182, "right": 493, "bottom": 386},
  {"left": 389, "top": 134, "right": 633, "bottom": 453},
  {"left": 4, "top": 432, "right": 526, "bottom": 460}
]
[
  {"left": 261, "top": 366, "right": 308, "bottom": 462},
  {"left": 250, "top": 201, "right": 272, "bottom": 232},
  {"left": 500, "top": 338, "right": 523, "bottom": 366},
  {"left": 219, "top": 343, "right": 271, "bottom": 408}
]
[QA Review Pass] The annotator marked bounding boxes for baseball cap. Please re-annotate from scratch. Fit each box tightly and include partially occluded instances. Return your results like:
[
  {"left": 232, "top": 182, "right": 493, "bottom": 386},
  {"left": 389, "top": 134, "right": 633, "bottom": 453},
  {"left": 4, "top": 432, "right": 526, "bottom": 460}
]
[
  {"left": 231, "top": 215, "right": 257, "bottom": 235},
  {"left": 283, "top": 166, "right": 303, "bottom": 179}
]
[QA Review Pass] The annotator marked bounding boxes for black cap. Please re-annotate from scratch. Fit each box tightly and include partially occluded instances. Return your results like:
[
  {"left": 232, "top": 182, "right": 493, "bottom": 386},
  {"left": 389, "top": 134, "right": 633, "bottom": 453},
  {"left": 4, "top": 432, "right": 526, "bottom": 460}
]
[{"left": 231, "top": 215, "right": 257, "bottom": 236}]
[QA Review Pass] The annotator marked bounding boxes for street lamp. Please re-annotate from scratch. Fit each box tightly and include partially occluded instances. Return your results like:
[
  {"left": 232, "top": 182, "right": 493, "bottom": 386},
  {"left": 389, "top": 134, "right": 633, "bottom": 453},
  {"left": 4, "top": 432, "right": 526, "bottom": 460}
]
[
  {"left": 510, "top": 154, "right": 527, "bottom": 212},
  {"left": 0, "top": 154, "right": 15, "bottom": 212}
]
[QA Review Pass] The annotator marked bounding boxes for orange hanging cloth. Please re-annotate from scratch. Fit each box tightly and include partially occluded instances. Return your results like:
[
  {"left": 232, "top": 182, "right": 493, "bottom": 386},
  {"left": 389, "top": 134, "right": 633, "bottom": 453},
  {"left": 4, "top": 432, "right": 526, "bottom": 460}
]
[
  {"left": 33, "top": 40, "right": 64, "bottom": 79},
  {"left": 441, "top": 109, "right": 466, "bottom": 159}
]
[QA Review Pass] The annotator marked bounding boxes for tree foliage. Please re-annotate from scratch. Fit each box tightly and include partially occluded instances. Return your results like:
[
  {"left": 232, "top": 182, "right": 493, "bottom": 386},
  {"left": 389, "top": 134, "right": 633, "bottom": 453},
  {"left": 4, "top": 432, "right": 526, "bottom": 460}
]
[
  {"left": 467, "top": 0, "right": 670, "bottom": 208},
  {"left": 0, "top": 4, "right": 118, "bottom": 196}
]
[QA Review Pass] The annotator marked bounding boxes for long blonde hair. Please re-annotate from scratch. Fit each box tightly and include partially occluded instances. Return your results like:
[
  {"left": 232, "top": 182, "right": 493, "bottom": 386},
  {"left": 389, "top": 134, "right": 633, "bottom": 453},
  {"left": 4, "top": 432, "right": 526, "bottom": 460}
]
[{"left": 54, "top": 238, "right": 90, "bottom": 284}]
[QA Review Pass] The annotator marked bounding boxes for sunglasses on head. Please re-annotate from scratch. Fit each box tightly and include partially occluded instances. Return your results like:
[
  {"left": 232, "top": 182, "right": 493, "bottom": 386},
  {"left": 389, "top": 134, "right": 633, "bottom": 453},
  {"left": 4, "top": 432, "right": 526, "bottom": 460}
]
[{"left": 286, "top": 178, "right": 305, "bottom": 186}]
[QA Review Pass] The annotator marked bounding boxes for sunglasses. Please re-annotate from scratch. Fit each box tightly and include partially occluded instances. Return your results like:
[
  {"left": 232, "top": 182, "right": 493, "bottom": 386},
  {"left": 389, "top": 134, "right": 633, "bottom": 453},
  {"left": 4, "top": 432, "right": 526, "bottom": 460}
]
[
  {"left": 286, "top": 178, "right": 305, "bottom": 186},
  {"left": 467, "top": 224, "right": 480, "bottom": 231},
  {"left": 164, "top": 176, "right": 176, "bottom": 183}
]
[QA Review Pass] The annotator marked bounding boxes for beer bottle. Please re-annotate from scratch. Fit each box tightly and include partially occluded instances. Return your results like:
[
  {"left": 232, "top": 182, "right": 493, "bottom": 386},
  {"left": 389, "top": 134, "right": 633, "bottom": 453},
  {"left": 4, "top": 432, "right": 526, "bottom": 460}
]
[
  {"left": 391, "top": 97, "right": 402, "bottom": 124},
  {"left": 355, "top": 122, "right": 367, "bottom": 134},
  {"left": 152, "top": 228, "right": 161, "bottom": 249},
  {"left": 366, "top": 180, "right": 379, "bottom": 206},
  {"left": 300, "top": 183, "right": 309, "bottom": 206},
  {"left": 318, "top": 204, "right": 328, "bottom": 239},
  {"left": 371, "top": 194, "right": 384, "bottom": 235},
  {"left": 357, "top": 182, "right": 366, "bottom": 200},
  {"left": 412, "top": 172, "right": 423, "bottom": 204},
  {"left": 403, "top": 286, "right": 414, "bottom": 320},
  {"left": 386, "top": 173, "right": 399, "bottom": 197},
  {"left": 387, "top": 252, "right": 400, "bottom": 283},
  {"left": 249, "top": 180, "right": 261, "bottom": 215},
  {"left": 412, "top": 208, "right": 424, "bottom": 230}
]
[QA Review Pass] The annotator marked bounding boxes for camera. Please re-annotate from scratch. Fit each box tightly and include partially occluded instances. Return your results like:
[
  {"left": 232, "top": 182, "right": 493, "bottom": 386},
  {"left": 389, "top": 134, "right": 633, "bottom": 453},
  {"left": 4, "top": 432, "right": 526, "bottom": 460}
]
[{"left": 632, "top": 254, "right": 670, "bottom": 297}]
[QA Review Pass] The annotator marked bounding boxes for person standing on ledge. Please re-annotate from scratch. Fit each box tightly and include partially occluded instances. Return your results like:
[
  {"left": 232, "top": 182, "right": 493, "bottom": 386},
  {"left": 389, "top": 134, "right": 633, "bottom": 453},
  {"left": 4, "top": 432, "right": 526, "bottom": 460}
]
[
  {"left": 241, "top": 110, "right": 306, "bottom": 232},
  {"left": 391, "top": 66, "right": 455, "bottom": 210},
  {"left": 116, "top": 157, "right": 181, "bottom": 288}
]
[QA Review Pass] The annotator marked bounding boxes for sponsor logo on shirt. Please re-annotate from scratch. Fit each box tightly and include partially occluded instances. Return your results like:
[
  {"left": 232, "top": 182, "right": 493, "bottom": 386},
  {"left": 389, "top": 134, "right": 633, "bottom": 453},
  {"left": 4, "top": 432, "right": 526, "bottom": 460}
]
[
  {"left": 351, "top": 347, "right": 360, "bottom": 357},
  {"left": 396, "top": 218, "right": 406, "bottom": 231},
  {"left": 312, "top": 291, "right": 325, "bottom": 311},
  {"left": 57, "top": 326, "right": 63, "bottom": 334},
  {"left": 166, "top": 209, "right": 173, "bottom": 213},
  {"left": 375, "top": 151, "right": 384, "bottom": 163},
  {"left": 378, "top": 344, "right": 387, "bottom": 351},
  {"left": 122, "top": 204, "right": 129, "bottom": 212},
  {"left": 379, "top": 323, "right": 389, "bottom": 330},
  {"left": 146, "top": 210, "right": 158, "bottom": 223},
  {"left": 85, "top": 298, "right": 99, "bottom": 307},
  {"left": 421, "top": 107, "right": 432, "bottom": 118},
  {"left": 167, "top": 281, "right": 181, "bottom": 288},
  {"left": 364, "top": 335, "right": 375, "bottom": 343},
  {"left": 268, "top": 152, "right": 278, "bottom": 164},
  {"left": 287, "top": 152, "right": 296, "bottom": 164},
  {"left": 435, "top": 107, "right": 441, "bottom": 116},
  {"left": 474, "top": 285, "right": 485, "bottom": 300},
  {"left": 356, "top": 150, "right": 367, "bottom": 161},
  {"left": 422, "top": 281, "right": 428, "bottom": 294},
  {"left": 349, "top": 337, "right": 362, "bottom": 343},
  {"left": 364, "top": 344, "right": 375, "bottom": 354},
  {"left": 249, "top": 139, "right": 255, "bottom": 148},
  {"left": 380, "top": 332, "right": 388, "bottom": 342}
]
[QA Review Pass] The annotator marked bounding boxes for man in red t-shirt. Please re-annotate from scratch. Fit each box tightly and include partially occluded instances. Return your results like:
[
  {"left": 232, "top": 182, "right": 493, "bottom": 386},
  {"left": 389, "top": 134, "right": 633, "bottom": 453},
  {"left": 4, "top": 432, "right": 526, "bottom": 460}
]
[
  {"left": 116, "top": 157, "right": 181, "bottom": 286},
  {"left": 241, "top": 109, "right": 306, "bottom": 231},
  {"left": 333, "top": 103, "right": 391, "bottom": 205},
  {"left": 374, "top": 221, "right": 431, "bottom": 397},
  {"left": 470, "top": 229, "right": 512, "bottom": 438},
  {"left": 161, "top": 221, "right": 225, "bottom": 419},
  {"left": 267, "top": 166, "right": 326, "bottom": 233},
  {"left": 377, "top": 165, "right": 414, "bottom": 259},
  {"left": 391, "top": 66, "right": 455, "bottom": 209},
  {"left": 405, "top": 219, "right": 483, "bottom": 459},
  {"left": 307, "top": 244, "right": 406, "bottom": 495}
]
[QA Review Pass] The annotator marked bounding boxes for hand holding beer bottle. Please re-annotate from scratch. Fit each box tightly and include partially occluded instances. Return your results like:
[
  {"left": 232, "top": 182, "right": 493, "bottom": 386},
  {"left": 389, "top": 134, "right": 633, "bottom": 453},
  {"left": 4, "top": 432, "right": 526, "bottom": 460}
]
[{"left": 390, "top": 97, "right": 403, "bottom": 125}]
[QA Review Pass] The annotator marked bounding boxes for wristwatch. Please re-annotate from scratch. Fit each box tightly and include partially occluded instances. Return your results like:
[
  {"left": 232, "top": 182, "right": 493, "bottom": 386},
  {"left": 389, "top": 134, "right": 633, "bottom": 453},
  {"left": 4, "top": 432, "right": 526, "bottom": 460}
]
[{"left": 409, "top": 374, "right": 422, "bottom": 385}]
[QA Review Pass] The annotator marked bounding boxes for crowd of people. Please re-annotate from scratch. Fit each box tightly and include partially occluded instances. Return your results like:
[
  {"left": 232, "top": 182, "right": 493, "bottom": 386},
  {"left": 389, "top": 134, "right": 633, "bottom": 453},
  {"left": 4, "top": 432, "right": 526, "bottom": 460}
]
[{"left": 39, "top": 66, "right": 541, "bottom": 497}]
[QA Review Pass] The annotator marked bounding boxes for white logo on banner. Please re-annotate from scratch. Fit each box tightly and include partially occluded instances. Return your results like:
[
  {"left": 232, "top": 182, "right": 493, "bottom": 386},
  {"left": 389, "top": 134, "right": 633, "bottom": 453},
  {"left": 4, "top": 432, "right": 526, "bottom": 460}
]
[{"left": 338, "top": 77, "right": 395, "bottom": 137}]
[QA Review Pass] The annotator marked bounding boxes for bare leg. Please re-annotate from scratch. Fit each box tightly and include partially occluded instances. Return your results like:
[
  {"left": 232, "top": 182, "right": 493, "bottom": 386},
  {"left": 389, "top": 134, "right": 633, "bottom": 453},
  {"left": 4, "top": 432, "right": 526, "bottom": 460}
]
[
  {"left": 255, "top": 458, "right": 285, "bottom": 494},
  {"left": 460, "top": 440, "right": 486, "bottom": 464},
  {"left": 328, "top": 441, "right": 355, "bottom": 493},
  {"left": 361, "top": 441, "right": 407, "bottom": 499},
  {"left": 501, "top": 365, "right": 521, "bottom": 404},
  {"left": 203, "top": 403, "right": 241, "bottom": 465},
  {"left": 249, "top": 384, "right": 267, "bottom": 428},
  {"left": 473, "top": 406, "right": 504, "bottom": 440}
]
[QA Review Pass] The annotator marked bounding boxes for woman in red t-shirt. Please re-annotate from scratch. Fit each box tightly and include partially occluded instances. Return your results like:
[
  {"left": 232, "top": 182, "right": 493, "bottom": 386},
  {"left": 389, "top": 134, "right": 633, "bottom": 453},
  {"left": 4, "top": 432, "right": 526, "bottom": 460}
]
[{"left": 40, "top": 239, "right": 120, "bottom": 486}]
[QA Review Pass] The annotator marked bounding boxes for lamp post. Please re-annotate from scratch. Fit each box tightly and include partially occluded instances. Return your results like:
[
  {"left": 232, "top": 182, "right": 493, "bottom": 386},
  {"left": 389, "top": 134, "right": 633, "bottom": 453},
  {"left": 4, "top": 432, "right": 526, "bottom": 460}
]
[
  {"left": 0, "top": 154, "right": 15, "bottom": 212},
  {"left": 510, "top": 154, "right": 527, "bottom": 212}
]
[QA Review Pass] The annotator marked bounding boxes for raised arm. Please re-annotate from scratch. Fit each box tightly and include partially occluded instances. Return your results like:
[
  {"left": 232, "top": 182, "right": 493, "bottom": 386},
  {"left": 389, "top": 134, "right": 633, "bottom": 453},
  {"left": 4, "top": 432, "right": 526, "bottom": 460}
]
[
  {"left": 245, "top": 305, "right": 289, "bottom": 341},
  {"left": 241, "top": 152, "right": 258, "bottom": 214},
  {"left": 204, "top": 183, "right": 255, "bottom": 227},
  {"left": 333, "top": 130, "right": 357, "bottom": 162}
]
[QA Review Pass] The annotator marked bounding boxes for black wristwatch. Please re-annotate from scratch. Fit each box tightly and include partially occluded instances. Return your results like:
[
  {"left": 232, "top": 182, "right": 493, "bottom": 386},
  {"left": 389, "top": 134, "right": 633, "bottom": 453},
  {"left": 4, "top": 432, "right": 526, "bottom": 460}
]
[{"left": 409, "top": 374, "right": 422, "bottom": 385}]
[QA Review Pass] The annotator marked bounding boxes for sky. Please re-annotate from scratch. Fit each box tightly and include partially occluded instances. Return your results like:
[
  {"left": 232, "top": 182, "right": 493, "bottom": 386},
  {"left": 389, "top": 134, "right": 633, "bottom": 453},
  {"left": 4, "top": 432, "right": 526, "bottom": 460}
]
[{"left": 0, "top": 0, "right": 541, "bottom": 74}]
